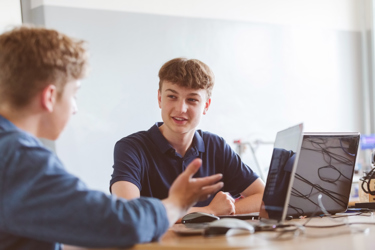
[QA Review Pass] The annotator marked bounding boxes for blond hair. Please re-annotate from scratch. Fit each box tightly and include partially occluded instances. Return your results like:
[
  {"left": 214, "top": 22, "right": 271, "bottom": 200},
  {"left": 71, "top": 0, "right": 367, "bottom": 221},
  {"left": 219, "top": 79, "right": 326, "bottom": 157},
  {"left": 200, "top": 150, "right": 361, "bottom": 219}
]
[
  {"left": 0, "top": 25, "right": 88, "bottom": 107},
  {"left": 158, "top": 58, "right": 215, "bottom": 99}
]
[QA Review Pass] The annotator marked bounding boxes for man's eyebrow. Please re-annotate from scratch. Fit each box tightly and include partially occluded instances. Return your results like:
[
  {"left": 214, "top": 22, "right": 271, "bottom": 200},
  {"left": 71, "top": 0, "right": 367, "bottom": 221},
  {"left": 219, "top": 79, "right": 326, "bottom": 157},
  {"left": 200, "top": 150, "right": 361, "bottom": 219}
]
[
  {"left": 165, "top": 89, "right": 178, "bottom": 94},
  {"left": 165, "top": 88, "right": 202, "bottom": 97},
  {"left": 187, "top": 93, "right": 200, "bottom": 97}
]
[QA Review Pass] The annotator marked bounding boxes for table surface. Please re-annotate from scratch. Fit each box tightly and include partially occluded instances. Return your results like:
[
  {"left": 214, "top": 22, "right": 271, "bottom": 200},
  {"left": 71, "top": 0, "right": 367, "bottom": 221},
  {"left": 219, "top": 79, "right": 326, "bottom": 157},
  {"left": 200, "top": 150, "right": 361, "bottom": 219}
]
[{"left": 65, "top": 213, "right": 375, "bottom": 250}]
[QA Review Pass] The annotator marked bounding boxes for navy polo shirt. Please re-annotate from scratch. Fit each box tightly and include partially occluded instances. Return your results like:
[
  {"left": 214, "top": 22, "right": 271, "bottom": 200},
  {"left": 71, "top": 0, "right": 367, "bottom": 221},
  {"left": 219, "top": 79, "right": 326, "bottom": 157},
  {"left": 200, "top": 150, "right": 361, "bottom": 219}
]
[{"left": 111, "top": 122, "right": 259, "bottom": 207}]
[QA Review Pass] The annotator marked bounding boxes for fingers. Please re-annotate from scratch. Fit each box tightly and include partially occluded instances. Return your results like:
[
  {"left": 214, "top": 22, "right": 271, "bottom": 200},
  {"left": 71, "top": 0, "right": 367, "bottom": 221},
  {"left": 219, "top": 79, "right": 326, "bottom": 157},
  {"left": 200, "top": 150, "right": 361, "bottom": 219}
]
[
  {"left": 222, "top": 192, "right": 235, "bottom": 214},
  {"left": 194, "top": 173, "right": 223, "bottom": 186},
  {"left": 206, "top": 191, "right": 236, "bottom": 215},
  {"left": 183, "top": 158, "right": 223, "bottom": 185},
  {"left": 224, "top": 192, "right": 235, "bottom": 203},
  {"left": 198, "top": 182, "right": 224, "bottom": 201},
  {"left": 229, "top": 206, "right": 235, "bottom": 215},
  {"left": 182, "top": 158, "right": 202, "bottom": 178},
  {"left": 179, "top": 158, "right": 225, "bottom": 203},
  {"left": 226, "top": 193, "right": 236, "bottom": 215}
]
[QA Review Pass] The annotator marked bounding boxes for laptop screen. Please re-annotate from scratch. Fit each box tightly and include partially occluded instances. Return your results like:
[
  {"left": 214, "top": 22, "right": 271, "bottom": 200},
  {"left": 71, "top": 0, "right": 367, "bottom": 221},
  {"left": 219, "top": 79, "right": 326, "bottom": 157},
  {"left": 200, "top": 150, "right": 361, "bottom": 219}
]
[
  {"left": 259, "top": 123, "right": 304, "bottom": 223},
  {"left": 287, "top": 133, "right": 360, "bottom": 217}
]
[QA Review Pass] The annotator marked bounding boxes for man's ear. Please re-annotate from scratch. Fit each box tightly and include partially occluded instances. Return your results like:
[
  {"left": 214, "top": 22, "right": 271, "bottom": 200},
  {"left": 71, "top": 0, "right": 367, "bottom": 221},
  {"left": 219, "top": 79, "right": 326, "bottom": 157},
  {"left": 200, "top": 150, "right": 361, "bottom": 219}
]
[
  {"left": 158, "top": 89, "right": 162, "bottom": 109},
  {"left": 41, "top": 84, "right": 57, "bottom": 112},
  {"left": 203, "top": 98, "right": 211, "bottom": 115}
]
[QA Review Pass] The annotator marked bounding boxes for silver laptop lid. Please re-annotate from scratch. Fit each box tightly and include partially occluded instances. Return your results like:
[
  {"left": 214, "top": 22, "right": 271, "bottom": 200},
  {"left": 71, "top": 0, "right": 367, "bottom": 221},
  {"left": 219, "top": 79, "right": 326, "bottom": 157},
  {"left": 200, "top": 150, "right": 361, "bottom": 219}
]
[
  {"left": 259, "top": 123, "right": 304, "bottom": 223},
  {"left": 288, "top": 132, "right": 360, "bottom": 217}
]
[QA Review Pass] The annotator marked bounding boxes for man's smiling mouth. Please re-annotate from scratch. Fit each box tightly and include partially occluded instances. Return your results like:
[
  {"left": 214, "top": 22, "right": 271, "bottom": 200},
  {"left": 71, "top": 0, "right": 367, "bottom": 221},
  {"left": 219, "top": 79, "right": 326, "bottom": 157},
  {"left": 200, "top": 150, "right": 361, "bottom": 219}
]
[{"left": 173, "top": 117, "right": 187, "bottom": 121}]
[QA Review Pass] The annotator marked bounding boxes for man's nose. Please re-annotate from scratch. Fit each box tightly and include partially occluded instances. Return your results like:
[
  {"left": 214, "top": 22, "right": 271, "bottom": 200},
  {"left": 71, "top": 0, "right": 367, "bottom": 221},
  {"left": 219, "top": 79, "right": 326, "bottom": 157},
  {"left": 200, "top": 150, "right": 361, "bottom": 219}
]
[{"left": 176, "top": 100, "right": 188, "bottom": 113}]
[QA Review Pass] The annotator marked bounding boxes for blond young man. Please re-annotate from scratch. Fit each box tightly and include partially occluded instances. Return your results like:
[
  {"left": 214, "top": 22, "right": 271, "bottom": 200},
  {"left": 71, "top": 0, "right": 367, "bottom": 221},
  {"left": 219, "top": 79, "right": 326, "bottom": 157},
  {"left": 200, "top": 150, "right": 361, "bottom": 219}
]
[
  {"left": 0, "top": 27, "right": 224, "bottom": 250},
  {"left": 111, "top": 58, "right": 265, "bottom": 216}
]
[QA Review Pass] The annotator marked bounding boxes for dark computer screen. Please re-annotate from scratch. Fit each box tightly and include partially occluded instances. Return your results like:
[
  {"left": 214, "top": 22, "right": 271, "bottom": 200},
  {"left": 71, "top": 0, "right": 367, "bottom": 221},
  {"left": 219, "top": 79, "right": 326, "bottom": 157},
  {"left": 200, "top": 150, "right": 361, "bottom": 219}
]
[
  {"left": 259, "top": 124, "right": 304, "bottom": 223},
  {"left": 287, "top": 133, "right": 360, "bottom": 217}
]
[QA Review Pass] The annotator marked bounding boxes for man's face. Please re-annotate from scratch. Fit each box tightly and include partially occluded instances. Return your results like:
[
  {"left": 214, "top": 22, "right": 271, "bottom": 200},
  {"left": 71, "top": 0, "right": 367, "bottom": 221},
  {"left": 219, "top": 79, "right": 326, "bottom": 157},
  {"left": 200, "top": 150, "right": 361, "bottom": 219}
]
[
  {"left": 158, "top": 81, "right": 211, "bottom": 137},
  {"left": 42, "top": 80, "right": 79, "bottom": 140}
]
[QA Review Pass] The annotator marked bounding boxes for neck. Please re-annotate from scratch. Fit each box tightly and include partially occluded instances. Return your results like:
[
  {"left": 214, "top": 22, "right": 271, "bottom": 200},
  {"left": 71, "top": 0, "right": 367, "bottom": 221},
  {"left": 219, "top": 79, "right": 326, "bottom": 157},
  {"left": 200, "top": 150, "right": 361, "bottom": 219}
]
[{"left": 159, "top": 125, "right": 195, "bottom": 157}]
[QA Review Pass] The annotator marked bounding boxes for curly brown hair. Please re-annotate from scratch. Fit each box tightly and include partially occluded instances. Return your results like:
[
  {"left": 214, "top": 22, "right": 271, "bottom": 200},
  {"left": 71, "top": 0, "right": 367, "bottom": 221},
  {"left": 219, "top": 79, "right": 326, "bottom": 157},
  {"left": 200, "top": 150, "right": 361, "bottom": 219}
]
[
  {"left": 158, "top": 58, "right": 215, "bottom": 99},
  {"left": 0, "top": 25, "right": 89, "bottom": 108}
]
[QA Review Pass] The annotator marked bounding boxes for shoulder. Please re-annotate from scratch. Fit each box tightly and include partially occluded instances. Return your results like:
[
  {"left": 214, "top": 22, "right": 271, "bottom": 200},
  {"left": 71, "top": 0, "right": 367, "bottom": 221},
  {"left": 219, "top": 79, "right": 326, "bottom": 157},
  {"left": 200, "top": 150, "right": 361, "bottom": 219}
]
[
  {"left": 195, "top": 130, "right": 237, "bottom": 157},
  {"left": 1, "top": 130, "right": 48, "bottom": 154},
  {"left": 115, "top": 130, "right": 150, "bottom": 147},
  {"left": 113, "top": 130, "right": 155, "bottom": 160},
  {"left": 0, "top": 130, "right": 65, "bottom": 176}
]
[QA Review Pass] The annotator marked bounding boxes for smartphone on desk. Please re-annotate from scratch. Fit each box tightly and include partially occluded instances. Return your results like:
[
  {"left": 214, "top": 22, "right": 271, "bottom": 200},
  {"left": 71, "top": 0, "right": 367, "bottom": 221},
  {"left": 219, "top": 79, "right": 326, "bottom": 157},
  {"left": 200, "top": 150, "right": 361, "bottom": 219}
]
[
  {"left": 346, "top": 208, "right": 372, "bottom": 213},
  {"left": 335, "top": 208, "right": 371, "bottom": 216}
]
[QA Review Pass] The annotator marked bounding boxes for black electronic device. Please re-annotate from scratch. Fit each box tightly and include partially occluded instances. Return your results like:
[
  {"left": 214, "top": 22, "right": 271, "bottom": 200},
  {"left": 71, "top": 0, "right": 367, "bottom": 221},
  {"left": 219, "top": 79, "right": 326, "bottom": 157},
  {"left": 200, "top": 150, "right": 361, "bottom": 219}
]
[
  {"left": 354, "top": 202, "right": 375, "bottom": 209},
  {"left": 288, "top": 133, "right": 360, "bottom": 217},
  {"left": 181, "top": 212, "right": 220, "bottom": 224}
]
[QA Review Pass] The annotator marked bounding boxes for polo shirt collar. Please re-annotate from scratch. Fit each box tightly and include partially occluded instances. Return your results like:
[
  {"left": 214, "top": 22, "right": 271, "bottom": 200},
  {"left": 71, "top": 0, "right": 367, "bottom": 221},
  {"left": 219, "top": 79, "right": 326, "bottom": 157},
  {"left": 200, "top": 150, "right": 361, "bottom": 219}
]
[
  {"left": 193, "top": 130, "right": 205, "bottom": 153},
  {"left": 148, "top": 122, "right": 206, "bottom": 154},
  {"left": 148, "top": 122, "right": 173, "bottom": 154},
  {"left": 0, "top": 114, "right": 19, "bottom": 132}
]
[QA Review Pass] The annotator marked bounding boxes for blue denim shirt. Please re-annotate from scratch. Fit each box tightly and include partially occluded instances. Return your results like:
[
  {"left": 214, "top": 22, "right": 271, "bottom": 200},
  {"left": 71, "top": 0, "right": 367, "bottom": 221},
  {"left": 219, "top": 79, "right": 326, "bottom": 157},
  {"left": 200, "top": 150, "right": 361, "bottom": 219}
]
[{"left": 0, "top": 115, "right": 169, "bottom": 250}]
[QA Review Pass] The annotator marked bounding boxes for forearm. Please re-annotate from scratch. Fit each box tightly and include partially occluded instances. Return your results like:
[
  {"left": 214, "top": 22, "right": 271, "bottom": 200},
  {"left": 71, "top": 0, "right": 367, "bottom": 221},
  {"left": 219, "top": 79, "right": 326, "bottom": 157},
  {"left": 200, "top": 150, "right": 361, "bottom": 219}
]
[
  {"left": 234, "top": 178, "right": 265, "bottom": 214},
  {"left": 183, "top": 194, "right": 262, "bottom": 216},
  {"left": 234, "top": 193, "right": 263, "bottom": 214}
]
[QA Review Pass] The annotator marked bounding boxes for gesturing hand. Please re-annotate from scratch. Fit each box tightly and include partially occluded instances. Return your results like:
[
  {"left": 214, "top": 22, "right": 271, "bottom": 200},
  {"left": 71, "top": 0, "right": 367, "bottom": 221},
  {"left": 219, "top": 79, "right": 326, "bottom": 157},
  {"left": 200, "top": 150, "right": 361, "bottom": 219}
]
[{"left": 162, "top": 158, "right": 223, "bottom": 225}]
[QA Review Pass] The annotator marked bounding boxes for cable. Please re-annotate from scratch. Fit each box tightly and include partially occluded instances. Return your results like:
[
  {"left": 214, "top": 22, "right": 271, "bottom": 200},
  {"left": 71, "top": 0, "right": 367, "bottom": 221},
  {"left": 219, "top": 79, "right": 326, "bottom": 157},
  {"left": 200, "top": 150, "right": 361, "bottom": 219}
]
[
  {"left": 266, "top": 194, "right": 373, "bottom": 241},
  {"left": 289, "top": 136, "right": 356, "bottom": 215},
  {"left": 360, "top": 167, "right": 375, "bottom": 195},
  {"left": 292, "top": 173, "right": 348, "bottom": 209},
  {"left": 318, "top": 164, "right": 351, "bottom": 183}
]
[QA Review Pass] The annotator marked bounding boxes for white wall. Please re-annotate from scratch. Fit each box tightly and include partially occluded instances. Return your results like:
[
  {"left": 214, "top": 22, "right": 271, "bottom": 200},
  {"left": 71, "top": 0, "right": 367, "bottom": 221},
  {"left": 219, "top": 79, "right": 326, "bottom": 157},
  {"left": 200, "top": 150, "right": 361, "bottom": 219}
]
[
  {"left": 32, "top": 0, "right": 360, "bottom": 31},
  {"left": 0, "top": 0, "right": 22, "bottom": 32},
  {"left": 23, "top": 0, "right": 365, "bottom": 193}
]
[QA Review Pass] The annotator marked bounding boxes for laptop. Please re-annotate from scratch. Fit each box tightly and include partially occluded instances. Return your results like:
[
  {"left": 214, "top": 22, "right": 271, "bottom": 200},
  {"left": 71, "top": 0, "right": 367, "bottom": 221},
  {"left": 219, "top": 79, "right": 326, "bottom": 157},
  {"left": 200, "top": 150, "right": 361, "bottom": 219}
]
[
  {"left": 173, "top": 123, "right": 304, "bottom": 234},
  {"left": 258, "top": 123, "right": 304, "bottom": 224},
  {"left": 287, "top": 132, "right": 360, "bottom": 218}
]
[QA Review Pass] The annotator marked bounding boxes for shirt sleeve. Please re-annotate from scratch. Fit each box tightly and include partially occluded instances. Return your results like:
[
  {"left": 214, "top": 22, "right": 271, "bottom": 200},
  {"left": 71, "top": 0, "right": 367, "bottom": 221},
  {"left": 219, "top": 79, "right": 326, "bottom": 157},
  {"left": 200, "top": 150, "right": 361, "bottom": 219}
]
[
  {"left": 221, "top": 138, "right": 260, "bottom": 196},
  {"left": 110, "top": 138, "right": 144, "bottom": 192},
  {"left": 0, "top": 145, "right": 169, "bottom": 248}
]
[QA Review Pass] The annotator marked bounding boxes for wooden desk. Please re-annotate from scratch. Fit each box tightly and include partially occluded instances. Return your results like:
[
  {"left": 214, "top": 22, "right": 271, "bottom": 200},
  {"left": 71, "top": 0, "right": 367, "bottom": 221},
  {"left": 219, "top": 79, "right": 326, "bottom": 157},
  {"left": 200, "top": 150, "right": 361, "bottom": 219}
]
[{"left": 65, "top": 213, "right": 375, "bottom": 250}]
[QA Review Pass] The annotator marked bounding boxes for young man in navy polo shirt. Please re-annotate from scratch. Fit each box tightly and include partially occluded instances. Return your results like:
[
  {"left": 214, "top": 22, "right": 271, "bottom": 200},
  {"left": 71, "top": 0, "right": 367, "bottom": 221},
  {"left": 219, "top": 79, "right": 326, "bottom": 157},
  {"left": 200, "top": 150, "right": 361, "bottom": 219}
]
[
  {"left": 0, "top": 27, "right": 224, "bottom": 249},
  {"left": 111, "top": 58, "right": 265, "bottom": 216}
]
